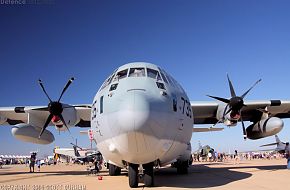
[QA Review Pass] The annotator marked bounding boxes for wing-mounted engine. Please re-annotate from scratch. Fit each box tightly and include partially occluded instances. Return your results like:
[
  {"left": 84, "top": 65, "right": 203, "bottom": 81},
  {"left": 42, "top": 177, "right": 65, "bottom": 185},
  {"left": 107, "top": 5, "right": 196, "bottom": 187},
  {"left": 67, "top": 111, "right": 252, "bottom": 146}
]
[
  {"left": 12, "top": 124, "right": 54, "bottom": 144},
  {"left": 30, "top": 78, "right": 87, "bottom": 138},
  {"left": 208, "top": 75, "right": 261, "bottom": 139},
  {"left": 51, "top": 105, "right": 79, "bottom": 131}
]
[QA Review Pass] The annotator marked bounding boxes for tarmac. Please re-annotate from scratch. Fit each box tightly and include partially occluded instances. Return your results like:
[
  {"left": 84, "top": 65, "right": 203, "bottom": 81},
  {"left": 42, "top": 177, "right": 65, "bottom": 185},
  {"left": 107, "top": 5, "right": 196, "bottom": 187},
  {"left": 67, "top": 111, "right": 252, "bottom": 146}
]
[{"left": 0, "top": 159, "right": 289, "bottom": 190}]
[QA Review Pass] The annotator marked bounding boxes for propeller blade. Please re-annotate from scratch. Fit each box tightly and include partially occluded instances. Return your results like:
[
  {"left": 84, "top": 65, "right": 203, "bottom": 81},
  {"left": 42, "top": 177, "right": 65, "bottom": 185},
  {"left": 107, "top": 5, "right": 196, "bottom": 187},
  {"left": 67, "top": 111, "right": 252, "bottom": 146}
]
[
  {"left": 227, "top": 74, "right": 236, "bottom": 97},
  {"left": 62, "top": 105, "right": 92, "bottom": 109},
  {"left": 240, "top": 111, "right": 247, "bottom": 140},
  {"left": 207, "top": 95, "right": 230, "bottom": 104},
  {"left": 39, "top": 113, "right": 53, "bottom": 138},
  {"left": 241, "top": 79, "right": 262, "bottom": 99},
  {"left": 58, "top": 114, "right": 71, "bottom": 134},
  {"left": 38, "top": 79, "right": 52, "bottom": 102},
  {"left": 58, "top": 77, "right": 75, "bottom": 102},
  {"left": 32, "top": 107, "right": 49, "bottom": 111}
]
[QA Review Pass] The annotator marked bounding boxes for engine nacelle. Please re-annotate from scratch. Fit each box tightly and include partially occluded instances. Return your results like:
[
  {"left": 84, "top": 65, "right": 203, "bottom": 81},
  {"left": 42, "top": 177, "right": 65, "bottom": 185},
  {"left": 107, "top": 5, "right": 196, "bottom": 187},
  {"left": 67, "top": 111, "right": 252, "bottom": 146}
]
[
  {"left": 52, "top": 105, "right": 79, "bottom": 131},
  {"left": 246, "top": 117, "right": 283, "bottom": 140},
  {"left": 216, "top": 105, "right": 238, "bottom": 126},
  {"left": 12, "top": 124, "right": 55, "bottom": 144}
]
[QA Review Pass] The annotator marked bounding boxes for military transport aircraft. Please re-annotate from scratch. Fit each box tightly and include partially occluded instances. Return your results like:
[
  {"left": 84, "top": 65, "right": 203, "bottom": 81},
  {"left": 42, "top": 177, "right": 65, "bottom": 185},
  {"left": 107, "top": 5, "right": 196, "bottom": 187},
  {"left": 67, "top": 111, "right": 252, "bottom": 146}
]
[{"left": 0, "top": 62, "right": 288, "bottom": 188}]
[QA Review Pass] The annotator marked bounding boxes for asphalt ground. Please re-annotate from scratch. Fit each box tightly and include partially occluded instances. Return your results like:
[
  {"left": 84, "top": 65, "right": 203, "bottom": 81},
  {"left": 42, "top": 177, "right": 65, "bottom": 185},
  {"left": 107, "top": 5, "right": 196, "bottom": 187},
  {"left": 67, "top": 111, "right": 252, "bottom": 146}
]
[{"left": 0, "top": 159, "right": 289, "bottom": 190}]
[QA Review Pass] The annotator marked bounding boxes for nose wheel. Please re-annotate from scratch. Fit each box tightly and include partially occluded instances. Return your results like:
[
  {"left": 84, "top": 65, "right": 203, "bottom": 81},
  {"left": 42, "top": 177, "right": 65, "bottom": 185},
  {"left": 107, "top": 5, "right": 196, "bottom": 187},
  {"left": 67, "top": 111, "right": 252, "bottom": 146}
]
[
  {"left": 128, "top": 162, "right": 155, "bottom": 188},
  {"left": 108, "top": 163, "right": 121, "bottom": 176},
  {"left": 128, "top": 163, "right": 139, "bottom": 188},
  {"left": 143, "top": 162, "right": 154, "bottom": 187}
]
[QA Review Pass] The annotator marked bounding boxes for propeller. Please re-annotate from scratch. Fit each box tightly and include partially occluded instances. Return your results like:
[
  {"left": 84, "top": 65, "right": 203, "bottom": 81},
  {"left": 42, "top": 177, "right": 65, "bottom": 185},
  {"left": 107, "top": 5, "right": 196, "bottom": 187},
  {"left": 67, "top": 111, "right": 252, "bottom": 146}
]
[
  {"left": 34, "top": 78, "right": 75, "bottom": 138},
  {"left": 207, "top": 75, "right": 261, "bottom": 139}
]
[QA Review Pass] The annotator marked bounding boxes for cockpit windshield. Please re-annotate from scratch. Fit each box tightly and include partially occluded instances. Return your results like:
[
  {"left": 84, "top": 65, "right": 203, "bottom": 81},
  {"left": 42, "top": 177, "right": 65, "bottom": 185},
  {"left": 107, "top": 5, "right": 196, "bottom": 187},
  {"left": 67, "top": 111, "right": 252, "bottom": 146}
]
[{"left": 129, "top": 68, "right": 145, "bottom": 77}]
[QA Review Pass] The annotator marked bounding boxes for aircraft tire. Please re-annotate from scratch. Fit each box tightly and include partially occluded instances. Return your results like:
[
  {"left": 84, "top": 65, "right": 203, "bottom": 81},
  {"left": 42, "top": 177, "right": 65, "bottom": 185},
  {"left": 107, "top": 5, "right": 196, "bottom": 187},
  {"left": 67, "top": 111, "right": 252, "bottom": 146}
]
[
  {"left": 109, "top": 164, "right": 121, "bottom": 176},
  {"left": 177, "top": 161, "right": 188, "bottom": 174},
  {"left": 189, "top": 155, "right": 193, "bottom": 165},
  {"left": 128, "top": 163, "right": 139, "bottom": 188},
  {"left": 143, "top": 162, "right": 154, "bottom": 187}
]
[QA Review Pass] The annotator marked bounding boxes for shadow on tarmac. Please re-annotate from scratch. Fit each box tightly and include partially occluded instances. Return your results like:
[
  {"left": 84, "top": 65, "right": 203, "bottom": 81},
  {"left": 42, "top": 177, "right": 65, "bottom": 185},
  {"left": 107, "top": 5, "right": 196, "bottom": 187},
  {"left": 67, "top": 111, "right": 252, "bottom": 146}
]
[
  {"left": 154, "top": 163, "right": 286, "bottom": 188},
  {"left": 154, "top": 164, "right": 251, "bottom": 188}
]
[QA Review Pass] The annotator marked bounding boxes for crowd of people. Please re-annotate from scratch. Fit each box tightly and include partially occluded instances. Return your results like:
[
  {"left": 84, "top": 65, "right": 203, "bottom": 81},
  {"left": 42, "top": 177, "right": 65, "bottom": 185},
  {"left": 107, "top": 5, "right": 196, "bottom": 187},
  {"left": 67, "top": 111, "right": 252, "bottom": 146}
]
[{"left": 193, "top": 149, "right": 287, "bottom": 164}]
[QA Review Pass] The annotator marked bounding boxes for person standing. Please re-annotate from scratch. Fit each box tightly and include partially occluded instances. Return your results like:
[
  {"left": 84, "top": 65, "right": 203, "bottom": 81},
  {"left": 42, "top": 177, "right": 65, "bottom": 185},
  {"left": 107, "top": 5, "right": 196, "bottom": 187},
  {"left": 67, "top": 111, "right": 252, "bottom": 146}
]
[
  {"left": 36, "top": 159, "right": 41, "bottom": 172},
  {"left": 285, "top": 142, "right": 290, "bottom": 169},
  {"left": 29, "top": 153, "right": 36, "bottom": 173},
  {"left": 234, "top": 150, "right": 239, "bottom": 165}
]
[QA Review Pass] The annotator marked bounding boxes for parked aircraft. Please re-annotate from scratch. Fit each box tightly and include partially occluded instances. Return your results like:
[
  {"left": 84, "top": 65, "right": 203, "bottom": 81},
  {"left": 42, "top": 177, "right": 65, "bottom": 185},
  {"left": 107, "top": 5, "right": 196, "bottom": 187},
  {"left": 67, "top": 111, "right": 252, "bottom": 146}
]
[
  {"left": 260, "top": 135, "right": 289, "bottom": 153},
  {"left": 54, "top": 143, "right": 98, "bottom": 164},
  {"left": 0, "top": 62, "right": 289, "bottom": 187}
]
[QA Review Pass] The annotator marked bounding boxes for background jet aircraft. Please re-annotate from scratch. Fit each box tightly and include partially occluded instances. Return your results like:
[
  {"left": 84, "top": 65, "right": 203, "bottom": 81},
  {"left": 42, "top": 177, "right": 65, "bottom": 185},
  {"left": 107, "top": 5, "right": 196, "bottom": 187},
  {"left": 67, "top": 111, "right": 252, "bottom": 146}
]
[
  {"left": 1, "top": 62, "right": 290, "bottom": 188},
  {"left": 54, "top": 143, "right": 98, "bottom": 164},
  {"left": 260, "top": 135, "right": 288, "bottom": 153},
  {"left": 193, "top": 142, "right": 213, "bottom": 155}
]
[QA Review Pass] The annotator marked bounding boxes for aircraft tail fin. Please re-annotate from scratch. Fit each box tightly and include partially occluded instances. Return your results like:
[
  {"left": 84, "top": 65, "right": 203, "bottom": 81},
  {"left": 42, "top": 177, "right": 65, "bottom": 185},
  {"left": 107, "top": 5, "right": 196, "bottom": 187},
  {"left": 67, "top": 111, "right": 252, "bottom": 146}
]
[
  {"left": 72, "top": 145, "right": 81, "bottom": 157},
  {"left": 198, "top": 141, "right": 202, "bottom": 150},
  {"left": 275, "top": 135, "right": 282, "bottom": 144}
]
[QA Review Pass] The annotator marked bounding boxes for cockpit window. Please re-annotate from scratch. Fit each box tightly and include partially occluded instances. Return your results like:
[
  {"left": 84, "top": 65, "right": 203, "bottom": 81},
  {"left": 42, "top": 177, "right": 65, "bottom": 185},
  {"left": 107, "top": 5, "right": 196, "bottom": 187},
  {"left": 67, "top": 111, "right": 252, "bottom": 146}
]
[
  {"left": 129, "top": 68, "right": 145, "bottom": 77},
  {"left": 147, "top": 68, "right": 162, "bottom": 80},
  {"left": 113, "top": 69, "right": 128, "bottom": 81},
  {"left": 99, "top": 69, "right": 118, "bottom": 91}
]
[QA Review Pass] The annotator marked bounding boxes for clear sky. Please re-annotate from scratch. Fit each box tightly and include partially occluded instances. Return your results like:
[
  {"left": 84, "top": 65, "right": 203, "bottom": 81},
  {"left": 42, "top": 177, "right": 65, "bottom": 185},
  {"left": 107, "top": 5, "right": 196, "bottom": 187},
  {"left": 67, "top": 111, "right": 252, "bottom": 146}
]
[{"left": 1, "top": 0, "right": 290, "bottom": 157}]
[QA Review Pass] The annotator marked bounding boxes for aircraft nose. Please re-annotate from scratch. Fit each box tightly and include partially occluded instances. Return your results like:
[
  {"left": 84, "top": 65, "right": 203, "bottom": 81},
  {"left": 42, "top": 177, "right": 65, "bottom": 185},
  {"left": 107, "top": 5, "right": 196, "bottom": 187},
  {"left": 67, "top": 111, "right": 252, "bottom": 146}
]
[
  {"left": 117, "top": 90, "right": 150, "bottom": 133},
  {"left": 115, "top": 91, "right": 159, "bottom": 163}
]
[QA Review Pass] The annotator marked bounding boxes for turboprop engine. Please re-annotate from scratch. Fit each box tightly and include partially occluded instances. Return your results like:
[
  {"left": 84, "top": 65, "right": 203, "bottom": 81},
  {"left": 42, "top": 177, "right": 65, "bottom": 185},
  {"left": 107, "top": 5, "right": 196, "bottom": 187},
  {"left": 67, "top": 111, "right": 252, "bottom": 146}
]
[
  {"left": 246, "top": 117, "right": 283, "bottom": 140},
  {"left": 11, "top": 124, "right": 55, "bottom": 144}
]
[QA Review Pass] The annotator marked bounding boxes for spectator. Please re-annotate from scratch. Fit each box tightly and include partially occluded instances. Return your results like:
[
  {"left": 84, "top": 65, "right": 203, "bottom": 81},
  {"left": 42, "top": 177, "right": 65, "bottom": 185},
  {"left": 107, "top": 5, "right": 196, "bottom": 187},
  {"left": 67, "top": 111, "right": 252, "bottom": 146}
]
[
  {"left": 36, "top": 159, "right": 41, "bottom": 172},
  {"left": 234, "top": 150, "right": 239, "bottom": 165},
  {"left": 29, "top": 153, "right": 36, "bottom": 173},
  {"left": 285, "top": 142, "right": 290, "bottom": 169}
]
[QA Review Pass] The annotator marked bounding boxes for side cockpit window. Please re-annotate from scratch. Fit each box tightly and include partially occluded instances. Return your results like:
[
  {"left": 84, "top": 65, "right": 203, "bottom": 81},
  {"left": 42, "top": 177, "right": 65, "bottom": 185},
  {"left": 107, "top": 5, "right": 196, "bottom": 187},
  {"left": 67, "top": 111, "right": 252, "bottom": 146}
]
[
  {"left": 129, "top": 68, "right": 145, "bottom": 77},
  {"left": 100, "top": 96, "right": 104, "bottom": 114},
  {"left": 147, "top": 68, "right": 162, "bottom": 80},
  {"left": 99, "top": 70, "right": 117, "bottom": 91}
]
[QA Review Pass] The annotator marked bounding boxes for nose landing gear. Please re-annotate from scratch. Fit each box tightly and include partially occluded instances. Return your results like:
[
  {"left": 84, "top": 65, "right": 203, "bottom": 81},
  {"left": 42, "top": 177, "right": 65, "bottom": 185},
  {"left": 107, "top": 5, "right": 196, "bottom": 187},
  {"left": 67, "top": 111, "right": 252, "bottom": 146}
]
[
  {"left": 128, "top": 162, "right": 155, "bottom": 188},
  {"left": 129, "top": 163, "right": 139, "bottom": 188}
]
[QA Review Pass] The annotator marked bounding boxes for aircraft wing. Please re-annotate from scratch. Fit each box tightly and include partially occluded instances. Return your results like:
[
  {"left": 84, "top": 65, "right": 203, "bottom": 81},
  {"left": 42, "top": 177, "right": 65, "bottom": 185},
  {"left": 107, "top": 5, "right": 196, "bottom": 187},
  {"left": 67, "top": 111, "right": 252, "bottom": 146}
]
[
  {"left": 191, "top": 100, "right": 290, "bottom": 124},
  {"left": 0, "top": 105, "right": 91, "bottom": 127}
]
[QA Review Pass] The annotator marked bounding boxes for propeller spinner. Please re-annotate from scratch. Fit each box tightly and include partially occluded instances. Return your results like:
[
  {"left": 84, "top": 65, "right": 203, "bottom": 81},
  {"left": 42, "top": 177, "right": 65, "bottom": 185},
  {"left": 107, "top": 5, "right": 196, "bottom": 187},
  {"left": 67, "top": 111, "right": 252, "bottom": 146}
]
[{"left": 207, "top": 75, "right": 261, "bottom": 139}]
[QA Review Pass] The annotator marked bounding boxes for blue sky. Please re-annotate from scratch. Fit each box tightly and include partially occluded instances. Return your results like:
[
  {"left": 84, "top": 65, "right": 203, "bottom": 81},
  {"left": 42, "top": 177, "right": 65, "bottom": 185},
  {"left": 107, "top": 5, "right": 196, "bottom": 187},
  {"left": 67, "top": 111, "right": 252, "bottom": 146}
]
[{"left": 1, "top": 0, "right": 290, "bottom": 157}]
